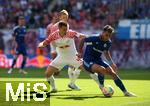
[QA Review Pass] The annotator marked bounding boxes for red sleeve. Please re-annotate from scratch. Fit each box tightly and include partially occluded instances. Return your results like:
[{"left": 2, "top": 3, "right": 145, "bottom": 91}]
[
  {"left": 46, "top": 24, "right": 52, "bottom": 37},
  {"left": 43, "top": 34, "right": 53, "bottom": 44},
  {"left": 44, "top": 31, "right": 58, "bottom": 44},
  {"left": 69, "top": 30, "right": 79, "bottom": 38}
]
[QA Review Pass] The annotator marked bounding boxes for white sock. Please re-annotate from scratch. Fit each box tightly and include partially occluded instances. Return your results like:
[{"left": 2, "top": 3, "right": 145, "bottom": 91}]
[
  {"left": 8, "top": 68, "right": 13, "bottom": 72},
  {"left": 90, "top": 73, "right": 104, "bottom": 89},
  {"left": 68, "top": 67, "right": 74, "bottom": 80},
  {"left": 47, "top": 75, "right": 56, "bottom": 90},
  {"left": 68, "top": 67, "right": 81, "bottom": 84},
  {"left": 73, "top": 68, "right": 81, "bottom": 83}
]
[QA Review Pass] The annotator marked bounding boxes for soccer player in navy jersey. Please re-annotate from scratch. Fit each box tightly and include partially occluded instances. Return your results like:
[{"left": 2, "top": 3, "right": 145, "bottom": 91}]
[
  {"left": 78, "top": 25, "right": 136, "bottom": 97},
  {"left": 8, "top": 16, "right": 27, "bottom": 74}
]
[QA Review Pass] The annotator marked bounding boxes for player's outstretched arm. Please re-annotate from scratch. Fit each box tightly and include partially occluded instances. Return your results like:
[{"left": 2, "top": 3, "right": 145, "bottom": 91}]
[
  {"left": 104, "top": 51, "right": 114, "bottom": 64},
  {"left": 38, "top": 41, "right": 46, "bottom": 48},
  {"left": 104, "top": 51, "right": 118, "bottom": 72},
  {"left": 38, "top": 34, "right": 52, "bottom": 48},
  {"left": 78, "top": 36, "right": 86, "bottom": 58},
  {"left": 38, "top": 40, "right": 49, "bottom": 48}
]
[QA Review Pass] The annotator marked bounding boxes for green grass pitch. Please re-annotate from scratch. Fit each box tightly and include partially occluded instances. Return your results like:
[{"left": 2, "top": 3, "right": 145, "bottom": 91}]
[{"left": 0, "top": 68, "right": 150, "bottom": 106}]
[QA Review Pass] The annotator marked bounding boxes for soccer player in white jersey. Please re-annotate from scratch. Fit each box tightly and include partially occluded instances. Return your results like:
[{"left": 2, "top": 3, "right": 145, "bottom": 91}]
[
  {"left": 46, "top": 10, "right": 82, "bottom": 91},
  {"left": 39, "top": 21, "right": 84, "bottom": 91},
  {"left": 39, "top": 21, "right": 104, "bottom": 92}
]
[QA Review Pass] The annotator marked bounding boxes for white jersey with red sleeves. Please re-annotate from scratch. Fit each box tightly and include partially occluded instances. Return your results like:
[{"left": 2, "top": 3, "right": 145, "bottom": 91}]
[
  {"left": 45, "top": 29, "right": 83, "bottom": 70},
  {"left": 44, "top": 29, "right": 80, "bottom": 56}
]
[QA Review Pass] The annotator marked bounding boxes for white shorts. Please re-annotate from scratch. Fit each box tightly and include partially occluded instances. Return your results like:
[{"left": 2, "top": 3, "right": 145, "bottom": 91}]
[{"left": 50, "top": 54, "right": 82, "bottom": 70}]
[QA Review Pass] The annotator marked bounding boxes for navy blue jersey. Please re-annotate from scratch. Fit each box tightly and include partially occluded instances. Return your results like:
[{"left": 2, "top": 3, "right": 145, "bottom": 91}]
[
  {"left": 13, "top": 26, "right": 27, "bottom": 56},
  {"left": 83, "top": 36, "right": 112, "bottom": 62},
  {"left": 13, "top": 26, "right": 27, "bottom": 46}
]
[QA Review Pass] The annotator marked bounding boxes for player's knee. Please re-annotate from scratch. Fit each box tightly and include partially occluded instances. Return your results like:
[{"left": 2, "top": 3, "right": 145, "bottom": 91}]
[
  {"left": 92, "top": 64, "right": 105, "bottom": 73},
  {"left": 54, "top": 71, "right": 60, "bottom": 76},
  {"left": 45, "top": 65, "right": 58, "bottom": 78},
  {"left": 45, "top": 70, "right": 54, "bottom": 78},
  {"left": 106, "top": 68, "right": 117, "bottom": 79}
]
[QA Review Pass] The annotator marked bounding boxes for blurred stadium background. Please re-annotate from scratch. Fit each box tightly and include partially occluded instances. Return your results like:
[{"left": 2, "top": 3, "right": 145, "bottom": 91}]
[
  {"left": 0, "top": 1, "right": 150, "bottom": 106},
  {"left": 0, "top": 0, "right": 150, "bottom": 69}
]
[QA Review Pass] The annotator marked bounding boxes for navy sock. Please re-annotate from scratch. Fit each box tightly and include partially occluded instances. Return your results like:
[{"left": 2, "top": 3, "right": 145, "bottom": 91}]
[
  {"left": 11, "top": 59, "right": 17, "bottom": 68},
  {"left": 21, "top": 57, "right": 26, "bottom": 69},
  {"left": 114, "top": 76, "right": 127, "bottom": 92},
  {"left": 98, "top": 74, "right": 105, "bottom": 86}
]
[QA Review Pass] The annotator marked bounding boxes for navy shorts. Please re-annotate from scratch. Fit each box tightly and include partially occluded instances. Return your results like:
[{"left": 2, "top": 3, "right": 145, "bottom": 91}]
[
  {"left": 83, "top": 59, "right": 109, "bottom": 73},
  {"left": 16, "top": 47, "right": 27, "bottom": 56}
]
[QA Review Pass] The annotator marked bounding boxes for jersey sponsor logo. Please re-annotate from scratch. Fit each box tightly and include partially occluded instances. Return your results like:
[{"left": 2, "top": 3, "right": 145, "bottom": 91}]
[
  {"left": 59, "top": 45, "right": 70, "bottom": 49},
  {"left": 104, "top": 43, "right": 107, "bottom": 48},
  {"left": 86, "top": 42, "right": 92, "bottom": 45}
]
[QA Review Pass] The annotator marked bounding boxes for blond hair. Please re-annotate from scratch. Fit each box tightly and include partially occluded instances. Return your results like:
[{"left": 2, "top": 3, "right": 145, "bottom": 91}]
[{"left": 60, "top": 9, "right": 69, "bottom": 16}]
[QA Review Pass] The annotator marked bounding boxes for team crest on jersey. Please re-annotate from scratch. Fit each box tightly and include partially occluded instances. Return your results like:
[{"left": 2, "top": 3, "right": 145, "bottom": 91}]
[{"left": 104, "top": 43, "right": 107, "bottom": 48}]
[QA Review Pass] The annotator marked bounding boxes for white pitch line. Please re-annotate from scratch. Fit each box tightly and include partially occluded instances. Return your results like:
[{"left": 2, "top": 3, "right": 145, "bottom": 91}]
[
  {"left": 118, "top": 100, "right": 150, "bottom": 106},
  {"left": 0, "top": 78, "right": 46, "bottom": 81}
]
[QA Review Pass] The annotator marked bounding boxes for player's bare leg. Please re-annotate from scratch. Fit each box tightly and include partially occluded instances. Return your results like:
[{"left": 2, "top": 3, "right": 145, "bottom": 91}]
[
  {"left": 91, "top": 64, "right": 136, "bottom": 97},
  {"left": 68, "top": 66, "right": 81, "bottom": 90},
  {"left": 8, "top": 54, "right": 19, "bottom": 74},
  {"left": 45, "top": 65, "right": 59, "bottom": 93}
]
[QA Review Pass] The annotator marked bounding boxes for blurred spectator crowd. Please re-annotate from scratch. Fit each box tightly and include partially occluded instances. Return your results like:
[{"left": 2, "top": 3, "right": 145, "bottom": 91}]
[
  {"left": 0, "top": 0, "right": 150, "bottom": 68},
  {"left": 110, "top": 37, "right": 150, "bottom": 68},
  {"left": 0, "top": 0, "right": 150, "bottom": 29}
]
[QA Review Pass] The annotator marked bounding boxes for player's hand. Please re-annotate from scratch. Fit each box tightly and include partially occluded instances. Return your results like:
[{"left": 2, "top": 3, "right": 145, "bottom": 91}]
[
  {"left": 111, "top": 63, "right": 118, "bottom": 73},
  {"left": 76, "top": 53, "right": 82, "bottom": 58},
  {"left": 76, "top": 53, "right": 82, "bottom": 61},
  {"left": 38, "top": 42, "right": 45, "bottom": 48}
]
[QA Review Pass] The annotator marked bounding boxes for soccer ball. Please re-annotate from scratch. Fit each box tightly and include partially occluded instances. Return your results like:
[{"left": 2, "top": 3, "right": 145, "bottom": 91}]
[{"left": 103, "top": 85, "right": 114, "bottom": 97}]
